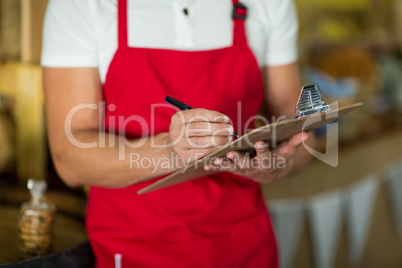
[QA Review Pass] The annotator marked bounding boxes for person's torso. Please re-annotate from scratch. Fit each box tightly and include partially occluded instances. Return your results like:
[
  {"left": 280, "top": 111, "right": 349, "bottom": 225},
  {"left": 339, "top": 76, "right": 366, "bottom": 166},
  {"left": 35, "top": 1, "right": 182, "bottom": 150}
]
[
  {"left": 86, "top": 0, "right": 278, "bottom": 266},
  {"left": 86, "top": 0, "right": 276, "bottom": 83}
]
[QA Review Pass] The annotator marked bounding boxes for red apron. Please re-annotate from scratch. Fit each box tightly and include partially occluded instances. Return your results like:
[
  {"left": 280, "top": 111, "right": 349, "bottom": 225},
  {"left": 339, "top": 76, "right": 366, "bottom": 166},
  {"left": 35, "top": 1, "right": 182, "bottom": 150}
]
[{"left": 86, "top": 0, "right": 278, "bottom": 267}]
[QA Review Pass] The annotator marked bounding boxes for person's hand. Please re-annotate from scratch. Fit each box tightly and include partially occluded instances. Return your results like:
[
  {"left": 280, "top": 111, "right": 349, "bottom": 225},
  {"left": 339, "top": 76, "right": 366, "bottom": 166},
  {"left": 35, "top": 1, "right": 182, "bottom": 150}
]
[
  {"left": 204, "top": 132, "right": 309, "bottom": 183},
  {"left": 168, "top": 108, "right": 234, "bottom": 166}
]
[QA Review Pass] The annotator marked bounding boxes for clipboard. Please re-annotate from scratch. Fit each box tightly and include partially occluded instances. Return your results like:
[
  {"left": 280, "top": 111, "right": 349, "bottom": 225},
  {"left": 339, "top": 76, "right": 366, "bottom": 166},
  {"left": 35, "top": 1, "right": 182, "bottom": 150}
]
[{"left": 137, "top": 102, "right": 364, "bottom": 194}]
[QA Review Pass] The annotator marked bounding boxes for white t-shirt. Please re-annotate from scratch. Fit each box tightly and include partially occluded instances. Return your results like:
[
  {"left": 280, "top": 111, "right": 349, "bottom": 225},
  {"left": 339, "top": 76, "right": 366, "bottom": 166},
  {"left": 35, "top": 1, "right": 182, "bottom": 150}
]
[{"left": 41, "top": 0, "right": 298, "bottom": 84}]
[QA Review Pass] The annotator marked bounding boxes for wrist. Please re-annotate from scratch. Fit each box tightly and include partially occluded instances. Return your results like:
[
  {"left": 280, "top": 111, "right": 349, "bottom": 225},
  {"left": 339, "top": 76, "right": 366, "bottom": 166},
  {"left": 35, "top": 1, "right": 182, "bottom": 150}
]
[{"left": 158, "top": 132, "right": 183, "bottom": 172}]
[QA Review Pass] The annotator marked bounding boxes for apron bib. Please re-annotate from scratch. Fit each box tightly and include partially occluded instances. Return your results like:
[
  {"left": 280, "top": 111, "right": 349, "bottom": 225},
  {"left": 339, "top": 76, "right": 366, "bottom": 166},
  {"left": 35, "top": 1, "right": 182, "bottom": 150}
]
[{"left": 86, "top": 0, "right": 278, "bottom": 267}]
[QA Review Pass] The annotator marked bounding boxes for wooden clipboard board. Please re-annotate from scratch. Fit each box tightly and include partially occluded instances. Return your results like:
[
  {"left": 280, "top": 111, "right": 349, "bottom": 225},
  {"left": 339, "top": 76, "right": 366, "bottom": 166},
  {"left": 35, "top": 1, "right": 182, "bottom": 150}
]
[{"left": 137, "top": 102, "right": 363, "bottom": 194}]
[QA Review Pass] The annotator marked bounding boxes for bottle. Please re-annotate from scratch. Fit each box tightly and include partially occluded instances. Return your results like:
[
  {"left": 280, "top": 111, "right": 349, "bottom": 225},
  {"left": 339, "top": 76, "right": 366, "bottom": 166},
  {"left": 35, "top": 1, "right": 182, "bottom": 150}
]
[{"left": 18, "top": 179, "right": 56, "bottom": 259}]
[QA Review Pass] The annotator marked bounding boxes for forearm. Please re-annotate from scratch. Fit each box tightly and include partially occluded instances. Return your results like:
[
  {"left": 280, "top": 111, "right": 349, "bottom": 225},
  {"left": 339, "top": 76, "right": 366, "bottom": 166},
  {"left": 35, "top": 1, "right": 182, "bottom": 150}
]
[
  {"left": 44, "top": 68, "right": 232, "bottom": 189},
  {"left": 51, "top": 131, "right": 175, "bottom": 188}
]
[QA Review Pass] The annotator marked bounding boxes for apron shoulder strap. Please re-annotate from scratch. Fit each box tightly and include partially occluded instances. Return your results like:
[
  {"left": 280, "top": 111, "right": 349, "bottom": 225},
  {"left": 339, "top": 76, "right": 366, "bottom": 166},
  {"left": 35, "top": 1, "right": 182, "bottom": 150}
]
[
  {"left": 232, "top": 0, "right": 248, "bottom": 47},
  {"left": 118, "top": 0, "right": 128, "bottom": 49}
]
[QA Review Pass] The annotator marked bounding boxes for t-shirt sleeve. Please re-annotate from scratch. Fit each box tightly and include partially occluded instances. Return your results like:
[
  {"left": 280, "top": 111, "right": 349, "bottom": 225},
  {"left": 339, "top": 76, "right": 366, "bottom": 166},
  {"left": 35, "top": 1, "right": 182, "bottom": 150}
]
[
  {"left": 264, "top": 0, "right": 298, "bottom": 66},
  {"left": 41, "top": 0, "right": 98, "bottom": 67}
]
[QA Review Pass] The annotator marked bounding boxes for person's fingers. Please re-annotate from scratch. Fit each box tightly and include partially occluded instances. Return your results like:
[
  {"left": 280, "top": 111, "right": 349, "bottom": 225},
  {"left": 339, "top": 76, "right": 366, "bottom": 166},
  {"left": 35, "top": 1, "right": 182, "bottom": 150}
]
[
  {"left": 251, "top": 141, "right": 272, "bottom": 169},
  {"left": 171, "top": 108, "right": 230, "bottom": 125},
  {"left": 226, "top": 151, "right": 252, "bottom": 170},
  {"left": 186, "top": 135, "right": 232, "bottom": 148},
  {"left": 169, "top": 109, "right": 235, "bottom": 149},
  {"left": 203, "top": 134, "right": 308, "bottom": 177},
  {"left": 274, "top": 132, "right": 308, "bottom": 159},
  {"left": 274, "top": 145, "right": 295, "bottom": 161},
  {"left": 288, "top": 132, "right": 308, "bottom": 147},
  {"left": 254, "top": 141, "right": 270, "bottom": 159},
  {"left": 180, "top": 146, "right": 223, "bottom": 161},
  {"left": 273, "top": 132, "right": 308, "bottom": 149},
  {"left": 204, "top": 158, "right": 237, "bottom": 172},
  {"left": 184, "top": 122, "right": 234, "bottom": 137}
]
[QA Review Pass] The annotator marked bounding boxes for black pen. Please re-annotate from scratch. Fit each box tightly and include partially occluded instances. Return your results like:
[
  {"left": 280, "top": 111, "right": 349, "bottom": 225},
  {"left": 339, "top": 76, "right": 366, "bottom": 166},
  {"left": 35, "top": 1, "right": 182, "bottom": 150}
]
[{"left": 165, "top": 96, "right": 239, "bottom": 138}]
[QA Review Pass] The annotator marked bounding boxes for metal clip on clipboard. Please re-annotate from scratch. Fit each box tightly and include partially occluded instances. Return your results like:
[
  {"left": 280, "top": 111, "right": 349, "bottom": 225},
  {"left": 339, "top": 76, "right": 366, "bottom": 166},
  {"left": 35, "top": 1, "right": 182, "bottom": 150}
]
[{"left": 295, "top": 83, "right": 330, "bottom": 117}]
